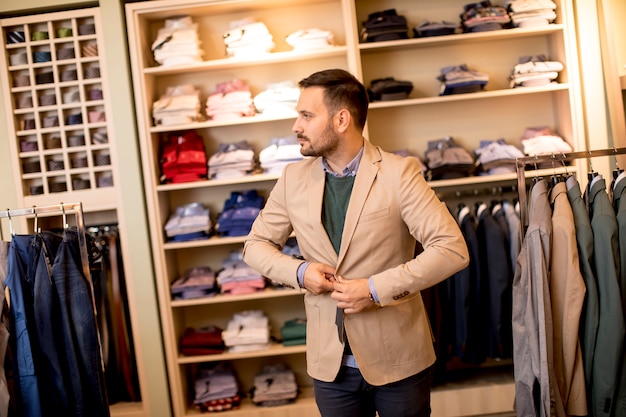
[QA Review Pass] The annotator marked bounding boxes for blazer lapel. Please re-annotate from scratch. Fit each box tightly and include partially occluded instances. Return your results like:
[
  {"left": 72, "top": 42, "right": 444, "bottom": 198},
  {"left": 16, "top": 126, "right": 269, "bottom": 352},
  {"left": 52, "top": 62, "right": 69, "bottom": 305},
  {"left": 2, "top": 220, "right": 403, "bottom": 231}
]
[
  {"left": 307, "top": 158, "right": 339, "bottom": 262},
  {"left": 337, "top": 143, "right": 380, "bottom": 266}
]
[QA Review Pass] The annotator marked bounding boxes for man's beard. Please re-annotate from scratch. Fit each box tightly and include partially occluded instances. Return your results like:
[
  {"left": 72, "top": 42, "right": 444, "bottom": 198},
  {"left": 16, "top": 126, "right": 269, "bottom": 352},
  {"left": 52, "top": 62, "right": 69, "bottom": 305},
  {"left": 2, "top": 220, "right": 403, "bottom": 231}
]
[{"left": 299, "top": 121, "right": 339, "bottom": 157}]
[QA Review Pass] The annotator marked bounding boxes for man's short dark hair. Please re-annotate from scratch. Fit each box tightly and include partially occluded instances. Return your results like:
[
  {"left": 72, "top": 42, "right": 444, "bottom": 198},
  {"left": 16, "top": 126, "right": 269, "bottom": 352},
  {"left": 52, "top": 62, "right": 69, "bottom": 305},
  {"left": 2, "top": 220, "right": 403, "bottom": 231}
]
[{"left": 298, "top": 69, "right": 369, "bottom": 130}]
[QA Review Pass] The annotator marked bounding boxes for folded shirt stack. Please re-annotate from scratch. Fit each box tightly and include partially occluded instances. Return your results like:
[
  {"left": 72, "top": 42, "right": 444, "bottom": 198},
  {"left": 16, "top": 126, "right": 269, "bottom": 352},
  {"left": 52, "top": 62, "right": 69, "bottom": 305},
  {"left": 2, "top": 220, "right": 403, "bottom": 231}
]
[
  {"left": 438, "top": 64, "right": 489, "bottom": 95},
  {"left": 473, "top": 139, "right": 525, "bottom": 175},
  {"left": 206, "top": 79, "right": 256, "bottom": 122},
  {"left": 424, "top": 136, "right": 475, "bottom": 180},
  {"left": 217, "top": 251, "right": 266, "bottom": 296},
  {"left": 222, "top": 310, "right": 271, "bottom": 352},
  {"left": 285, "top": 28, "right": 335, "bottom": 51},
  {"left": 519, "top": 125, "right": 572, "bottom": 157},
  {"left": 193, "top": 363, "right": 241, "bottom": 412},
  {"left": 208, "top": 140, "right": 256, "bottom": 180},
  {"left": 223, "top": 18, "right": 274, "bottom": 58},
  {"left": 251, "top": 364, "right": 299, "bottom": 407},
  {"left": 509, "top": 55, "right": 563, "bottom": 88},
  {"left": 179, "top": 325, "right": 225, "bottom": 356},
  {"left": 164, "top": 202, "right": 212, "bottom": 242},
  {"left": 171, "top": 266, "right": 217, "bottom": 300},
  {"left": 253, "top": 81, "right": 300, "bottom": 117},
  {"left": 281, "top": 318, "right": 306, "bottom": 346},
  {"left": 152, "top": 84, "right": 203, "bottom": 126},
  {"left": 505, "top": 0, "right": 557, "bottom": 27},
  {"left": 413, "top": 20, "right": 459, "bottom": 37},
  {"left": 360, "top": 8, "right": 409, "bottom": 42},
  {"left": 151, "top": 16, "right": 204, "bottom": 67},
  {"left": 367, "top": 77, "right": 413, "bottom": 101},
  {"left": 460, "top": 1, "right": 511, "bottom": 32},
  {"left": 215, "top": 189, "right": 264, "bottom": 237},
  {"left": 259, "top": 135, "right": 304, "bottom": 175}
]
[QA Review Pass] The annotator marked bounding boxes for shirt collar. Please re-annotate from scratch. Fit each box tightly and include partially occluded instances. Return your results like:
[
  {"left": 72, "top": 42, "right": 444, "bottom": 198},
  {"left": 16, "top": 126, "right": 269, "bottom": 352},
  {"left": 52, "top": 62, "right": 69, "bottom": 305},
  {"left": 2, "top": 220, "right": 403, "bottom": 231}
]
[{"left": 322, "top": 146, "right": 364, "bottom": 178}]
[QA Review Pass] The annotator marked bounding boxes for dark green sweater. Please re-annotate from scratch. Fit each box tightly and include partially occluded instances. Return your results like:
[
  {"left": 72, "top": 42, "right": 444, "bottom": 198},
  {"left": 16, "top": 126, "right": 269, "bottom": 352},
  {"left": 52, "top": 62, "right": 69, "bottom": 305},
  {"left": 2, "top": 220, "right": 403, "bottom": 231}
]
[{"left": 322, "top": 172, "right": 355, "bottom": 254}]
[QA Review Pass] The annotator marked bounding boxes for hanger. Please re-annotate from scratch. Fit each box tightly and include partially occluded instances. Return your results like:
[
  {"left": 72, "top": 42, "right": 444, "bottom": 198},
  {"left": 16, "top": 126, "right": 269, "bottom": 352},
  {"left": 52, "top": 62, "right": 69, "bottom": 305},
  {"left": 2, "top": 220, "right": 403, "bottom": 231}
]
[
  {"left": 587, "top": 151, "right": 598, "bottom": 183},
  {"left": 613, "top": 147, "right": 624, "bottom": 180},
  {"left": 6, "top": 209, "right": 14, "bottom": 236},
  {"left": 32, "top": 206, "right": 39, "bottom": 234}
]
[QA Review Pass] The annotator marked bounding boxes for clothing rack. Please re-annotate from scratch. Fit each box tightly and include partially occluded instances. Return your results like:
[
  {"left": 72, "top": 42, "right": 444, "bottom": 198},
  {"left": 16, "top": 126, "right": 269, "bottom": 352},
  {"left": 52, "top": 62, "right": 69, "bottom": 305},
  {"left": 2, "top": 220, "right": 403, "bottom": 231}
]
[
  {"left": 515, "top": 147, "right": 626, "bottom": 230},
  {"left": 0, "top": 202, "right": 93, "bottom": 310}
]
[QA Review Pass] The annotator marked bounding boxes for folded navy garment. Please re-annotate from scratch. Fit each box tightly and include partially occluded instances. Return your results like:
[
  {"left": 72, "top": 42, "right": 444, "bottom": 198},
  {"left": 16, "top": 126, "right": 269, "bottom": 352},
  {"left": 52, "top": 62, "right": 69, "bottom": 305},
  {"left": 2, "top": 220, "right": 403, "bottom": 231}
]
[
  {"left": 361, "top": 9, "right": 408, "bottom": 42},
  {"left": 437, "top": 64, "right": 489, "bottom": 95},
  {"left": 367, "top": 77, "right": 413, "bottom": 101},
  {"left": 413, "top": 20, "right": 459, "bottom": 37}
]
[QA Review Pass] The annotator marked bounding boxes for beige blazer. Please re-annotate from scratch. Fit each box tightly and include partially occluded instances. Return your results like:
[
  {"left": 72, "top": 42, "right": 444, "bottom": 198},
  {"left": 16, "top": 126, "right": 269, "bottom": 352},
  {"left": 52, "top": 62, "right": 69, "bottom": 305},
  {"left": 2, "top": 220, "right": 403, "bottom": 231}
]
[{"left": 243, "top": 140, "right": 469, "bottom": 385}]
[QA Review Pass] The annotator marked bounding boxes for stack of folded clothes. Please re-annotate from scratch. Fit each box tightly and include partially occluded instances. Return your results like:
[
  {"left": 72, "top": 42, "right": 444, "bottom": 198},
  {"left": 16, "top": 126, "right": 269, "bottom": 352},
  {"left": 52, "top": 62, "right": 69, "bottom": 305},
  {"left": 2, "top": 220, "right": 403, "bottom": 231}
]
[
  {"left": 151, "top": 15, "right": 204, "bottom": 67},
  {"left": 152, "top": 84, "right": 203, "bottom": 126},
  {"left": 505, "top": 0, "right": 557, "bottom": 27},
  {"left": 360, "top": 9, "right": 408, "bottom": 42},
  {"left": 367, "top": 77, "right": 413, "bottom": 101},
  {"left": 438, "top": 64, "right": 489, "bottom": 95},
  {"left": 413, "top": 20, "right": 459, "bottom": 37},
  {"left": 215, "top": 190, "right": 264, "bottom": 237},
  {"left": 193, "top": 363, "right": 241, "bottom": 412},
  {"left": 424, "top": 136, "right": 475, "bottom": 180},
  {"left": 222, "top": 310, "right": 271, "bottom": 352},
  {"left": 460, "top": 1, "right": 511, "bottom": 32},
  {"left": 208, "top": 140, "right": 256, "bottom": 180},
  {"left": 216, "top": 251, "right": 266, "bottom": 296},
  {"left": 281, "top": 318, "right": 306, "bottom": 346},
  {"left": 285, "top": 28, "right": 335, "bottom": 51},
  {"left": 180, "top": 325, "right": 225, "bottom": 356},
  {"left": 223, "top": 18, "right": 274, "bottom": 58},
  {"left": 251, "top": 364, "right": 299, "bottom": 407},
  {"left": 519, "top": 125, "right": 572, "bottom": 157},
  {"left": 170, "top": 266, "right": 217, "bottom": 300},
  {"left": 509, "top": 55, "right": 563, "bottom": 88},
  {"left": 164, "top": 202, "right": 212, "bottom": 242},
  {"left": 473, "top": 139, "right": 525, "bottom": 175},
  {"left": 259, "top": 135, "right": 304, "bottom": 175},
  {"left": 206, "top": 78, "right": 256, "bottom": 121},
  {"left": 253, "top": 81, "right": 300, "bottom": 117}
]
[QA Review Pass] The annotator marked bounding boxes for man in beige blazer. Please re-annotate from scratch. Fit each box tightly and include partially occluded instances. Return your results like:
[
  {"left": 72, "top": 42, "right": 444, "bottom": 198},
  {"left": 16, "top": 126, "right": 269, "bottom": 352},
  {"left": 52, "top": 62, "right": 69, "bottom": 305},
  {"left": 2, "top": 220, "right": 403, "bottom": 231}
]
[{"left": 243, "top": 69, "right": 469, "bottom": 416}]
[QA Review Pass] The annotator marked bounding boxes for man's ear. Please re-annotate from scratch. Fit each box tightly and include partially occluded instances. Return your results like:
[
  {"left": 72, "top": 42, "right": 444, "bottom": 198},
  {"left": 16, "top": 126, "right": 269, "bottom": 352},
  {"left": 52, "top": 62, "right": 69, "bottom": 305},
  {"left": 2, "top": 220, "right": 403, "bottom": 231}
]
[{"left": 336, "top": 108, "right": 350, "bottom": 132}]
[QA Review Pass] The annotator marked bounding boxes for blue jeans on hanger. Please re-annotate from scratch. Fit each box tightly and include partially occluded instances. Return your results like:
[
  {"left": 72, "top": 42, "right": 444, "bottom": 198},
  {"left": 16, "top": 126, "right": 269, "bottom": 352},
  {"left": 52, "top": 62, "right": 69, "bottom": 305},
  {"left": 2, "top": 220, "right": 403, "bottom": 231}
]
[
  {"left": 5, "top": 234, "right": 44, "bottom": 417},
  {"left": 50, "top": 230, "right": 109, "bottom": 416}
]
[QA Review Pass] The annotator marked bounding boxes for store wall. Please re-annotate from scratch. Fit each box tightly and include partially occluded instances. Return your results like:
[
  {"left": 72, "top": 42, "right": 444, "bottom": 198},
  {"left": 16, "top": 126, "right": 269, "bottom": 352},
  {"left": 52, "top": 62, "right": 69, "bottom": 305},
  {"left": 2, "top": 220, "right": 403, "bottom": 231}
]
[{"left": 0, "top": 1, "right": 171, "bottom": 415}]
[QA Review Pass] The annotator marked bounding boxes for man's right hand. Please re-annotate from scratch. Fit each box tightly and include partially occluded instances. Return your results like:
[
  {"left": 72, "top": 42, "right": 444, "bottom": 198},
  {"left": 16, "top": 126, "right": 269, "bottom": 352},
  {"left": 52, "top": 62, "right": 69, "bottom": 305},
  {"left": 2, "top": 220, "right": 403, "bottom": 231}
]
[{"left": 302, "top": 262, "right": 336, "bottom": 295}]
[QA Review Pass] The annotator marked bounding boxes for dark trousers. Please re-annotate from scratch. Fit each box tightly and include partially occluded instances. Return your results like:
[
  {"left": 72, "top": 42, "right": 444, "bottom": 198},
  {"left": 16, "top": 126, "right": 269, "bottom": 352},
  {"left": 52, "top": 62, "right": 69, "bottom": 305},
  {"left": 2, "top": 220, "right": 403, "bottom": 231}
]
[{"left": 313, "top": 365, "right": 432, "bottom": 417}]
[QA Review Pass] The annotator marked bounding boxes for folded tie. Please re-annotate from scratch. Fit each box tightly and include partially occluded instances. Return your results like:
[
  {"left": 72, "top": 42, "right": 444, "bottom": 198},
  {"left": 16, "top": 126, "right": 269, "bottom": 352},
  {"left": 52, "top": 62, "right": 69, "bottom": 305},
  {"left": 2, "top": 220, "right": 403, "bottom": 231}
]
[
  {"left": 78, "top": 23, "right": 96, "bottom": 35},
  {"left": 72, "top": 178, "right": 90, "bottom": 190},
  {"left": 33, "top": 51, "right": 51, "bottom": 63},
  {"left": 88, "top": 89, "right": 103, "bottom": 101},
  {"left": 7, "top": 31, "right": 25, "bottom": 44},
  {"left": 65, "top": 113, "right": 83, "bottom": 125},
  {"left": 9, "top": 52, "right": 27, "bottom": 66},
  {"left": 20, "top": 140, "right": 38, "bottom": 152},
  {"left": 29, "top": 184, "right": 44, "bottom": 195},
  {"left": 39, "top": 94, "right": 56, "bottom": 106},
  {"left": 45, "top": 136, "right": 62, "bottom": 149},
  {"left": 63, "top": 90, "right": 80, "bottom": 103},
  {"left": 13, "top": 74, "right": 30, "bottom": 87},
  {"left": 91, "top": 132, "right": 108, "bottom": 144},
  {"left": 61, "top": 69, "right": 77, "bottom": 82},
  {"left": 42, "top": 115, "right": 59, "bottom": 128},
  {"left": 81, "top": 44, "right": 98, "bottom": 57},
  {"left": 31, "top": 31, "right": 49, "bottom": 41},
  {"left": 67, "top": 134, "right": 85, "bottom": 147},
  {"left": 71, "top": 156, "right": 88, "bottom": 168},
  {"left": 56, "top": 27, "right": 73, "bottom": 38},
  {"left": 56, "top": 47, "right": 75, "bottom": 60},
  {"left": 22, "top": 119, "right": 36, "bottom": 130},
  {"left": 97, "top": 173, "right": 114, "bottom": 187},
  {"left": 35, "top": 71, "right": 54, "bottom": 85},
  {"left": 47, "top": 159, "right": 65, "bottom": 171},
  {"left": 94, "top": 154, "right": 111, "bottom": 166},
  {"left": 88, "top": 111, "right": 106, "bottom": 123},
  {"left": 22, "top": 160, "right": 41, "bottom": 173},
  {"left": 83, "top": 66, "right": 100, "bottom": 79},
  {"left": 16, "top": 95, "right": 33, "bottom": 109},
  {"left": 48, "top": 180, "right": 67, "bottom": 193}
]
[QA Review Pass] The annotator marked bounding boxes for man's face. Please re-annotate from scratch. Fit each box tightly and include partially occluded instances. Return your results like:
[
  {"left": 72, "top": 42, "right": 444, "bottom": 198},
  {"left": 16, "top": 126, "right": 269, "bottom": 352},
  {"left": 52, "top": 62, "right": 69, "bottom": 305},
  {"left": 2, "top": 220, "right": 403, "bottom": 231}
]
[{"left": 292, "top": 87, "right": 340, "bottom": 158}]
